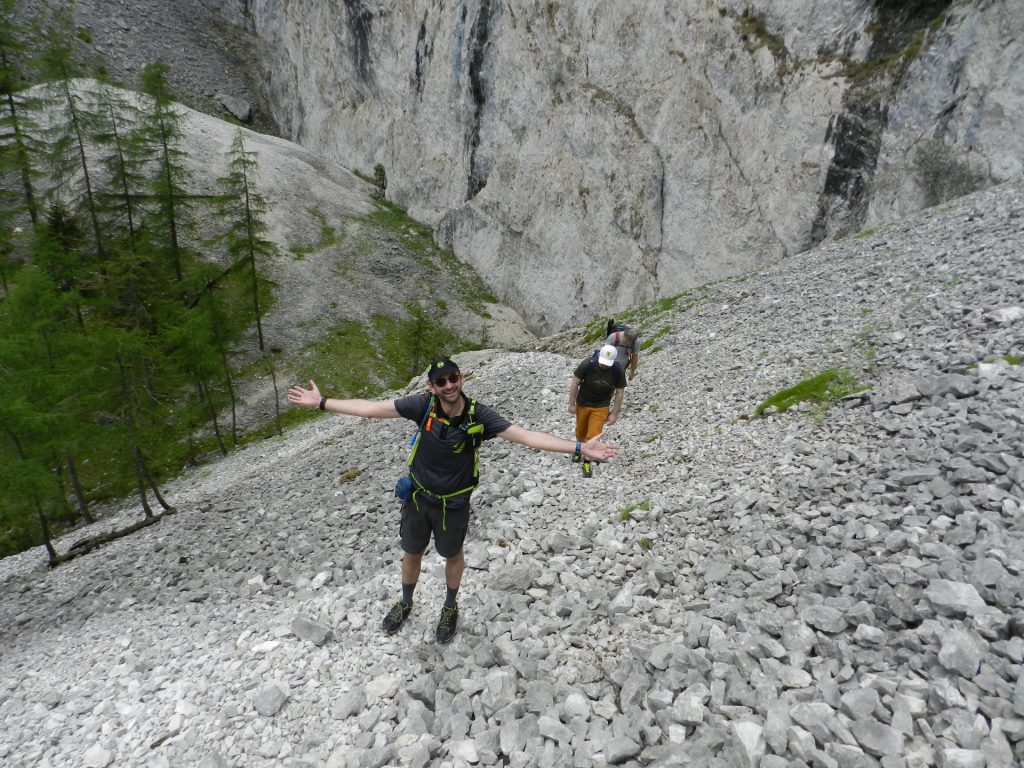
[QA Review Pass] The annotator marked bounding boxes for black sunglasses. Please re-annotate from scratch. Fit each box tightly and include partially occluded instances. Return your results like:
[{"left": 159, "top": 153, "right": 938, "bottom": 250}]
[{"left": 432, "top": 373, "right": 461, "bottom": 386}]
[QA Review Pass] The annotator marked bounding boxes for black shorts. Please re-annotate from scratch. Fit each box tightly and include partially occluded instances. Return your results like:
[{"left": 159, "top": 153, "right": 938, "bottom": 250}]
[{"left": 400, "top": 495, "right": 470, "bottom": 558}]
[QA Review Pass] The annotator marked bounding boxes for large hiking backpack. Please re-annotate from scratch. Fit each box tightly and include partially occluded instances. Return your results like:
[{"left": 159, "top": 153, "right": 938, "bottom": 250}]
[{"left": 606, "top": 318, "right": 629, "bottom": 337}]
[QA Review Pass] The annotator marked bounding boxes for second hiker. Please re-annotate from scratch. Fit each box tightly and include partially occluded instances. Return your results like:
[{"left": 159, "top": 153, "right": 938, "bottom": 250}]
[{"left": 568, "top": 344, "right": 626, "bottom": 478}]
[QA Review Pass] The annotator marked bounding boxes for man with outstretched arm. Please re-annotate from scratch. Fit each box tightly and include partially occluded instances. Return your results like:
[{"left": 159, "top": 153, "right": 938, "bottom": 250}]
[{"left": 287, "top": 356, "right": 619, "bottom": 644}]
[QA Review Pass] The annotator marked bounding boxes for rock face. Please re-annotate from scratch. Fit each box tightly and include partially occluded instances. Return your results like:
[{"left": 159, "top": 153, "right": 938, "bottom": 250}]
[
  {"left": 0, "top": 180, "right": 1022, "bottom": 767},
  {"left": 233, "top": 0, "right": 1023, "bottom": 334}
]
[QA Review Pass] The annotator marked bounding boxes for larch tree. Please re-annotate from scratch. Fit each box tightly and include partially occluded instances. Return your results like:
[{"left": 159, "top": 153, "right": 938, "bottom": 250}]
[
  {"left": 0, "top": 0, "right": 40, "bottom": 225},
  {"left": 37, "top": 27, "right": 106, "bottom": 260},
  {"left": 213, "top": 129, "right": 277, "bottom": 352},
  {"left": 138, "top": 62, "right": 191, "bottom": 284}
]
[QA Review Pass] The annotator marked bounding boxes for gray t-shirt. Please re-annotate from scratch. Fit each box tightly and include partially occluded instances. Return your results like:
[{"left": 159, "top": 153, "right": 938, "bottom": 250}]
[
  {"left": 395, "top": 392, "right": 511, "bottom": 497},
  {"left": 606, "top": 330, "right": 639, "bottom": 368}
]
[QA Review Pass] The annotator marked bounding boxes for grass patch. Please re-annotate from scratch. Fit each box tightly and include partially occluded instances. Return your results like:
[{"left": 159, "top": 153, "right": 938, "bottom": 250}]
[
  {"left": 643, "top": 433, "right": 661, "bottom": 443},
  {"left": 583, "top": 293, "right": 687, "bottom": 345},
  {"left": 289, "top": 309, "right": 465, "bottom": 399},
  {"left": 356, "top": 200, "right": 498, "bottom": 317},
  {"left": 639, "top": 538, "right": 652, "bottom": 552},
  {"left": 640, "top": 326, "right": 671, "bottom": 352},
  {"left": 618, "top": 500, "right": 651, "bottom": 522},
  {"left": 754, "top": 368, "right": 867, "bottom": 417},
  {"left": 291, "top": 208, "right": 346, "bottom": 260}
]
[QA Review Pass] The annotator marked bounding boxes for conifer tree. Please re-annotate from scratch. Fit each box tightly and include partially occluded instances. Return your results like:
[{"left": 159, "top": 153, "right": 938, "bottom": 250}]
[
  {"left": 37, "top": 26, "right": 106, "bottom": 259},
  {"left": 213, "top": 129, "right": 276, "bottom": 351},
  {"left": 0, "top": 0, "right": 40, "bottom": 224},
  {"left": 138, "top": 63, "right": 191, "bottom": 283},
  {"left": 0, "top": 266, "right": 81, "bottom": 561},
  {"left": 197, "top": 270, "right": 240, "bottom": 445},
  {"left": 93, "top": 79, "right": 147, "bottom": 250}
]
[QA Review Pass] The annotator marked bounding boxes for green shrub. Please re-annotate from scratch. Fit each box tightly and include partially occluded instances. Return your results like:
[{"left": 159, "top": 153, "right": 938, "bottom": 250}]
[{"left": 754, "top": 368, "right": 866, "bottom": 417}]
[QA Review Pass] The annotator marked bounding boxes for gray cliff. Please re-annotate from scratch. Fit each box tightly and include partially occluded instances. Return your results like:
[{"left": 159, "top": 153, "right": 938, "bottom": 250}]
[{"left": 230, "top": 0, "right": 1022, "bottom": 334}]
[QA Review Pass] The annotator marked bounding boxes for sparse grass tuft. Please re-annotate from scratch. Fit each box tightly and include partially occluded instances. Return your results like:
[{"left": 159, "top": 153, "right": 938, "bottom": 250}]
[{"left": 754, "top": 368, "right": 867, "bottom": 417}]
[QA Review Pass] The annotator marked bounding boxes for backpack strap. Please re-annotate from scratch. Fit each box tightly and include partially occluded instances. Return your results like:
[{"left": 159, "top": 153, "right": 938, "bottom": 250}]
[{"left": 406, "top": 394, "right": 435, "bottom": 464}]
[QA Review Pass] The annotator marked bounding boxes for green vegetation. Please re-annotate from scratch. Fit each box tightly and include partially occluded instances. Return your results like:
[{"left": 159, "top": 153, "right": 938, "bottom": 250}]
[
  {"left": 353, "top": 164, "right": 387, "bottom": 198},
  {"left": 583, "top": 292, "right": 687, "bottom": 345},
  {"left": 640, "top": 326, "right": 671, "bottom": 352},
  {"left": 0, "top": 17, "right": 504, "bottom": 561},
  {"left": 754, "top": 368, "right": 867, "bottom": 418},
  {"left": 643, "top": 433, "right": 661, "bottom": 443},
  {"left": 0, "top": 34, "right": 292, "bottom": 559},
  {"left": 618, "top": 500, "right": 651, "bottom": 522},
  {"left": 290, "top": 308, "right": 465, "bottom": 398},
  {"left": 639, "top": 538, "right": 652, "bottom": 552},
  {"left": 291, "top": 208, "right": 345, "bottom": 260},
  {"left": 356, "top": 199, "right": 498, "bottom": 317},
  {"left": 969, "top": 355, "right": 1022, "bottom": 369},
  {"left": 854, "top": 228, "right": 876, "bottom": 239},
  {"left": 732, "top": 10, "right": 790, "bottom": 74}
]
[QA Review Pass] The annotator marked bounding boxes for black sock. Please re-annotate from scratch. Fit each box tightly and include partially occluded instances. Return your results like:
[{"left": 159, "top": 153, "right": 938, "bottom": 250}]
[
  {"left": 402, "top": 583, "right": 416, "bottom": 605},
  {"left": 444, "top": 586, "right": 459, "bottom": 608}
]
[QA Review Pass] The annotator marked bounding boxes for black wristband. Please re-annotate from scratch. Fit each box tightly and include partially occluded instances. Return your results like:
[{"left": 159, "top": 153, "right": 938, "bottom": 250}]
[{"left": 319, "top": 397, "right": 327, "bottom": 411}]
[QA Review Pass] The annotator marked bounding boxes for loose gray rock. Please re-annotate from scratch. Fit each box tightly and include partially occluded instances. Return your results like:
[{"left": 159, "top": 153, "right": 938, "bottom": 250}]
[
  {"left": 291, "top": 615, "right": 332, "bottom": 646},
  {"left": 924, "top": 580, "right": 988, "bottom": 615},
  {"left": 254, "top": 682, "right": 289, "bottom": 717},
  {"left": 850, "top": 721, "right": 905, "bottom": 757}
]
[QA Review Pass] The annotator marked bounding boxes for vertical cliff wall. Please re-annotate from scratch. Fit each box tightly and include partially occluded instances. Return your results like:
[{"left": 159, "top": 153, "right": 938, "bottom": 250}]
[{"left": 241, "top": 0, "right": 1023, "bottom": 334}]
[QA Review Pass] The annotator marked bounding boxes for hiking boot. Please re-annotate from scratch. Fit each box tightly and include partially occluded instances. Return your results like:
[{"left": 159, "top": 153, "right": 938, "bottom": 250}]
[
  {"left": 382, "top": 601, "right": 412, "bottom": 634},
  {"left": 571, "top": 453, "right": 581, "bottom": 464},
  {"left": 436, "top": 604, "right": 459, "bottom": 643},
  {"left": 582, "top": 461, "right": 592, "bottom": 478}
]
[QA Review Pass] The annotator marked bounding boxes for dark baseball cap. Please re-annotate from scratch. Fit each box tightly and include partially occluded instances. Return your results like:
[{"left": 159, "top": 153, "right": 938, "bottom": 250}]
[{"left": 428, "top": 356, "right": 460, "bottom": 382}]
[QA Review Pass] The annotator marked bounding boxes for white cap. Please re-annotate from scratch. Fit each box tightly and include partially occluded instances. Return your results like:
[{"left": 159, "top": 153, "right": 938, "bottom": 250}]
[{"left": 597, "top": 344, "right": 618, "bottom": 367}]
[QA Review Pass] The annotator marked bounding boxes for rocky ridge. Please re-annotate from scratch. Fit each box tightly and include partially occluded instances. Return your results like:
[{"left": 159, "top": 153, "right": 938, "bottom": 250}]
[{"left": 0, "top": 180, "right": 1023, "bottom": 766}]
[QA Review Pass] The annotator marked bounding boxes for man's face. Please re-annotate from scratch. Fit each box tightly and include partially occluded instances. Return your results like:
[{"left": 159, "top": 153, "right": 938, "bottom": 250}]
[{"left": 430, "top": 371, "right": 462, "bottom": 403}]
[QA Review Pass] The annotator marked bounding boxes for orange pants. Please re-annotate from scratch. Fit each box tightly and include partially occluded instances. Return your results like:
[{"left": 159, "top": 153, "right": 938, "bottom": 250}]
[{"left": 575, "top": 405, "right": 609, "bottom": 443}]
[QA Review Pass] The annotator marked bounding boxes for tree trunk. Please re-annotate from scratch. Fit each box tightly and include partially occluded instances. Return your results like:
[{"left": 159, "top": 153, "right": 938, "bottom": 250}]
[
  {"left": 199, "top": 375, "right": 227, "bottom": 455},
  {"left": 138, "top": 447, "right": 174, "bottom": 512},
  {"left": 65, "top": 449, "right": 94, "bottom": 523},
  {"left": 62, "top": 80, "right": 105, "bottom": 259},
  {"left": 268, "top": 357, "right": 283, "bottom": 437},
  {"left": 35, "top": 499, "right": 57, "bottom": 565},
  {"left": 132, "top": 444, "right": 154, "bottom": 518}
]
